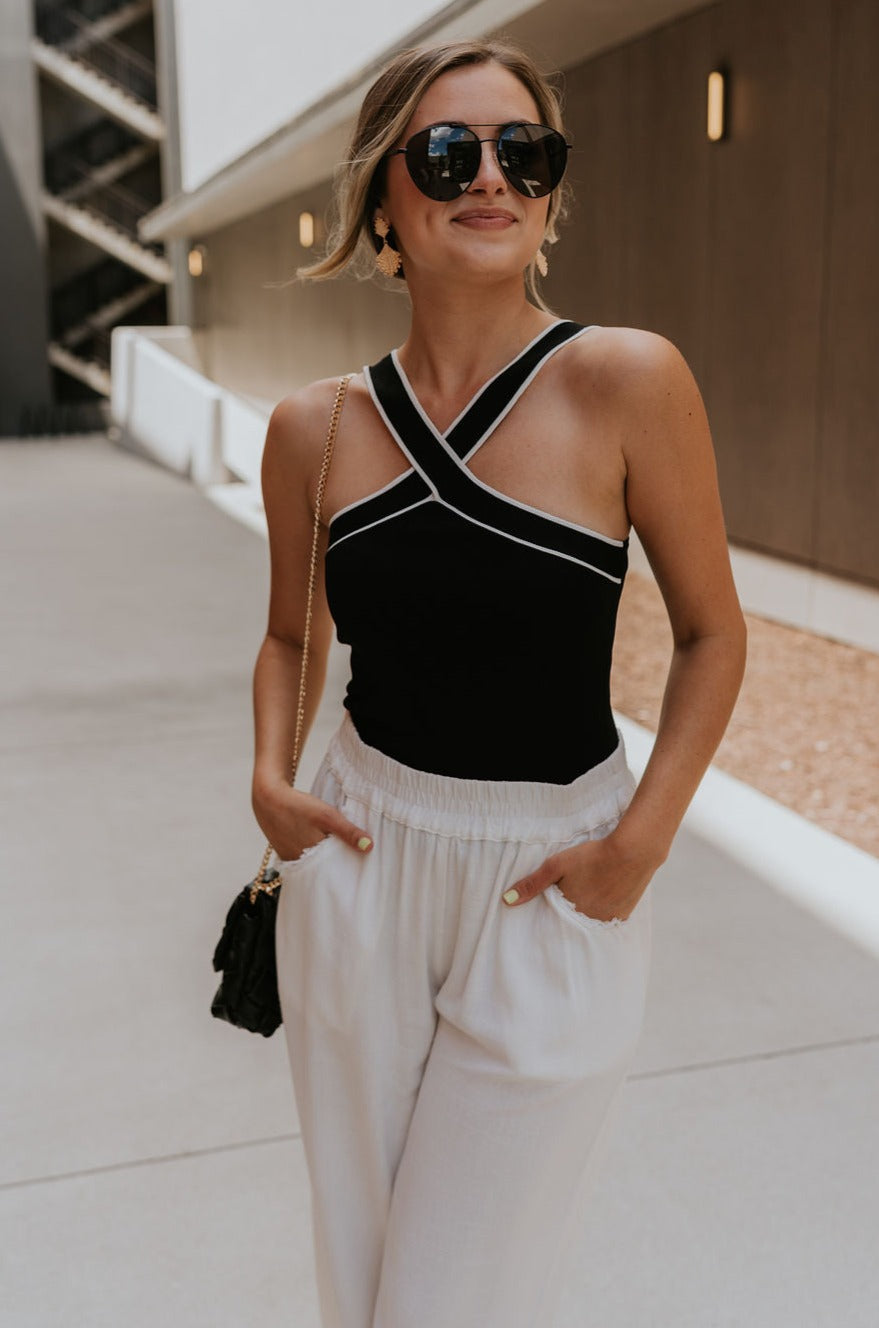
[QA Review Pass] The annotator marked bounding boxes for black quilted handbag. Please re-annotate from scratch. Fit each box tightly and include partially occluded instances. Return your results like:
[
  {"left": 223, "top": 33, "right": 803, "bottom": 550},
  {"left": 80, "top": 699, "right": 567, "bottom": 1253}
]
[{"left": 211, "top": 871, "right": 282, "bottom": 1036}]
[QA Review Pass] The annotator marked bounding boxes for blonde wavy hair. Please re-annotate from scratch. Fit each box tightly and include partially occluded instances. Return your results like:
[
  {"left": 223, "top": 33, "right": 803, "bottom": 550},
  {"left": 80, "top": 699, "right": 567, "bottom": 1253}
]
[{"left": 296, "top": 39, "right": 572, "bottom": 309}]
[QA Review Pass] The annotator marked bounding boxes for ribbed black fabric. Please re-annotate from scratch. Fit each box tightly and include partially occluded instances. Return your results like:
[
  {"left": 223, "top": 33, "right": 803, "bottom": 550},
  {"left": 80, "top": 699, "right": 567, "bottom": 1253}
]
[{"left": 325, "top": 321, "right": 628, "bottom": 782}]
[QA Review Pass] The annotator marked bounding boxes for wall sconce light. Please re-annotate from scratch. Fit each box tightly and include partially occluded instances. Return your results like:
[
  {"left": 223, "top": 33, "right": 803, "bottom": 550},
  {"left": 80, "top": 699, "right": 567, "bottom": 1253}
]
[
  {"left": 188, "top": 243, "right": 207, "bottom": 276},
  {"left": 299, "top": 211, "right": 315, "bottom": 248},
  {"left": 707, "top": 69, "right": 727, "bottom": 141}
]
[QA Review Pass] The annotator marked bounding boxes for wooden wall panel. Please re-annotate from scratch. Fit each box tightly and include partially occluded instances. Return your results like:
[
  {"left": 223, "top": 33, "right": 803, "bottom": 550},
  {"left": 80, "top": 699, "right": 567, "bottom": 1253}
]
[
  {"left": 814, "top": 0, "right": 879, "bottom": 583},
  {"left": 545, "top": 44, "right": 630, "bottom": 324},
  {"left": 705, "top": 0, "right": 833, "bottom": 561},
  {"left": 549, "top": 10, "right": 713, "bottom": 379},
  {"left": 622, "top": 12, "right": 713, "bottom": 386}
]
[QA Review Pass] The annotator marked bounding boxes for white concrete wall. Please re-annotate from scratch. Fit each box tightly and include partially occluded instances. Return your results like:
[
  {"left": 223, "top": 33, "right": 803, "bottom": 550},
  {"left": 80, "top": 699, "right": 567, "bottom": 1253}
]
[
  {"left": 172, "top": 0, "right": 448, "bottom": 192},
  {"left": 109, "top": 325, "right": 266, "bottom": 490}
]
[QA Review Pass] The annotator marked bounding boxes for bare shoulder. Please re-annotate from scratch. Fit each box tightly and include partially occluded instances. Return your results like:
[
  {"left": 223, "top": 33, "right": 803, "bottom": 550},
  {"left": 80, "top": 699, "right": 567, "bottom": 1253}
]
[
  {"left": 264, "top": 376, "right": 349, "bottom": 469},
  {"left": 561, "top": 324, "right": 699, "bottom": 404},
  {"left": 570, "top": 325, "right": 712, "bottom": 468},
  {"left": 262, "top": 375, "right": 367, "bottom": 514}
]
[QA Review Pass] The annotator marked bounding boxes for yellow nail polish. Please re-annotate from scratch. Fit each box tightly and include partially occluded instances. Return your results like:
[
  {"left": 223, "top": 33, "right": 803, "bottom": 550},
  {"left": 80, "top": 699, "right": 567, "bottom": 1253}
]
[
  {"left": 357, "top": 836, "right": 372, "bottom": 852},
  {"left": 503, "top": 888, "right": 520, "bottom": 905}
]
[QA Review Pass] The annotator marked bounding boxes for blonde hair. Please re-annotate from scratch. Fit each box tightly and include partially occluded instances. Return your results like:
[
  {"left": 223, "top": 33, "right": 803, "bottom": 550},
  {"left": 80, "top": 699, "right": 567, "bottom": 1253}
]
[{"left": 297, "top": 39, "right": 572, "bottom": 308}]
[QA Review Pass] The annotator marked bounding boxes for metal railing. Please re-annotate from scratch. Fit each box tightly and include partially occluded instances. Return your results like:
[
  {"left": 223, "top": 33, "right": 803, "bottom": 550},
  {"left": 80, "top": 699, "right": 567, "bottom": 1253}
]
[
  {"left": 51, "top": 257, "right": 145, "bottom": 336},
  {"left": 46, "top": 151, "right": 164, "bottom": 253},
  {"left": 89, "top": 327, "right": 114, "bottom": 366},
  {"left": 44, "top": 119, "right": 141, "bottom": 192},
  {"left": 35, "top": 3, "right": 157, "bottom": 108},
  {"left": 17, "top": 398, "right": 111, "bottom": 436},
  {"left": 66, "top": 0, "right": 141, "bottom": 23}
]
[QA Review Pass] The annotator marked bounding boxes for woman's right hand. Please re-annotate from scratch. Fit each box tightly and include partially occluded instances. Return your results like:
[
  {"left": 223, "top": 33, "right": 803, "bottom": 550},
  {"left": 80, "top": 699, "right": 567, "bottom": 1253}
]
[{"left": 252, "top": 779, "right": 373, "bottom": 864}]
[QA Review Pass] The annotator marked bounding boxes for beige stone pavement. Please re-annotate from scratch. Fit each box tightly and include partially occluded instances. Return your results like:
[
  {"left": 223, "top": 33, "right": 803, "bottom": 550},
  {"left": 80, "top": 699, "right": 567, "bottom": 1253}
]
[{"left": 612, "top": 571, "right": 879, "bottom": 859}]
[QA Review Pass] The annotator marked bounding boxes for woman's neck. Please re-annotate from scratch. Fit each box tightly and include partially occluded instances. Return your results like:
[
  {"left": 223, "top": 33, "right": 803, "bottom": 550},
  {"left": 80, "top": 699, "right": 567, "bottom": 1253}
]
[{"left": 396, "top": 276, "right": 558, "bottom": 405}]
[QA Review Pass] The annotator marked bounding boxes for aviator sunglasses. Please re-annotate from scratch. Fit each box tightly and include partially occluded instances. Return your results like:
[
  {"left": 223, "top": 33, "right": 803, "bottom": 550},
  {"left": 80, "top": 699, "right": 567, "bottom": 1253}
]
[{"left": 385, "top": 121, "right": 572, "bottom": 202}]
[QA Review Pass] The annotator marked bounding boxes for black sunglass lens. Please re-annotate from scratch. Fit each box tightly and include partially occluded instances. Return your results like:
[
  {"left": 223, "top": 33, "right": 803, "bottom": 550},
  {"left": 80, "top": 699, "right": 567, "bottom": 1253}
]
[
  {"left": 405, "top": 125, "right": 480, "bottom": 201},
  {"left": 498, "top": 125, "right": 568, "bottom": 198}
]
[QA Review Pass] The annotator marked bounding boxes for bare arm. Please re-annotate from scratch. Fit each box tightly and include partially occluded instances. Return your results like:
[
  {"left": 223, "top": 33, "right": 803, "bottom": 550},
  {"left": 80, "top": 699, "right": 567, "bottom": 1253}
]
[
  {"left": 503, "top": 331, "right": 747, "bottom": 919},
  {"left": 251, "top": 385, "right": 372, "bottom": 861},
  {"left": 609, "top": 331, "right": 747, "bottom": 868}
]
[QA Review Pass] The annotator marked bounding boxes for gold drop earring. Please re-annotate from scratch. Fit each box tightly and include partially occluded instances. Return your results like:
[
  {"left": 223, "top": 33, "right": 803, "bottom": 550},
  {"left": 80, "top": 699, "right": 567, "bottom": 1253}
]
[
  {"left": 535, "top": 248, "right": 549, "bottom": 278},
  {"left": 374, "top": 214, "right": 402, "bottom": 277}
]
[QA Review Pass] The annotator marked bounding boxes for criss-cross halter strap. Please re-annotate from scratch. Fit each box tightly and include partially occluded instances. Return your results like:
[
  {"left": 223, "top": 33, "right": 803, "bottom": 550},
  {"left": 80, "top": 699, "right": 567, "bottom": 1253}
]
[{"left": 327, "top": 320, "right": 628, "bottom": 585}]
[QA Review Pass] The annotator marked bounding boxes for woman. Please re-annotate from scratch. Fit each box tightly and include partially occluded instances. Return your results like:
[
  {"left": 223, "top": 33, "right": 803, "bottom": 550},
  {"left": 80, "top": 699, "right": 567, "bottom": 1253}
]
[{"left": 251, "top": 38, "right": 746, "bottom": 1328}]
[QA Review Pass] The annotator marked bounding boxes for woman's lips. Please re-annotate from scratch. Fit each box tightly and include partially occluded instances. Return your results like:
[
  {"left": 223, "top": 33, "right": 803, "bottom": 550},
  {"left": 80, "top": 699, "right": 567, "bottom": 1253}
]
[{"left": 452, "top": 210, "right": 517, "bottom": 228}]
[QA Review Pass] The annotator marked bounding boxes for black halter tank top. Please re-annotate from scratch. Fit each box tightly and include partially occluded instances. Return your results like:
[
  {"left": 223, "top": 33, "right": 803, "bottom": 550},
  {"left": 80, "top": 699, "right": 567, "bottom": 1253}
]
[{"left": 324, "top": 320, "right": 628, "bottom": 783}]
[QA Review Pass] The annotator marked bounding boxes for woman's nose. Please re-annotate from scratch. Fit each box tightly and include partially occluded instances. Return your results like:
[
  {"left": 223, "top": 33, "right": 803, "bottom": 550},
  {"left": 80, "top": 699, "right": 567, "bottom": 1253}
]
[{"left": 468, "top": 139, "right": 507, "bottom": 193}]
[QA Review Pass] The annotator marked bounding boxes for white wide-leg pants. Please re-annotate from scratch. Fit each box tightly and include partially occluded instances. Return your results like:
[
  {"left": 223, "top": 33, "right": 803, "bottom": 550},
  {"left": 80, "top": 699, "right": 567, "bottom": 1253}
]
[{"left": 275, "top": 714, "right": 652, "bottom": 1328}]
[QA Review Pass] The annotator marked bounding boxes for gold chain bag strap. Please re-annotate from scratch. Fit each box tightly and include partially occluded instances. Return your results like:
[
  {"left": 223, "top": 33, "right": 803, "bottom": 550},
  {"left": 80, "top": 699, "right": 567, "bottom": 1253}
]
[
  {"left": 251, "top": 371, "right": 352, "bottom": 897},
  {"left": 211, "top": 373, "right": 352, "bottom": 1037}
]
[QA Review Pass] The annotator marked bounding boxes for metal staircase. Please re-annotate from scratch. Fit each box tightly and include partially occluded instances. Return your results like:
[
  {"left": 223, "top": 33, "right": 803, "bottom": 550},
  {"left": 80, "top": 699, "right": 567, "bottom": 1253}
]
[
  {"left": 30, "top": 0, "right": 170, "bottom": 421},
  {"left": 49, "top": 255, "right": 164, "bottom": 394},
  {"left": 33, "top": 2, "right": 163, "bottom": 131}
]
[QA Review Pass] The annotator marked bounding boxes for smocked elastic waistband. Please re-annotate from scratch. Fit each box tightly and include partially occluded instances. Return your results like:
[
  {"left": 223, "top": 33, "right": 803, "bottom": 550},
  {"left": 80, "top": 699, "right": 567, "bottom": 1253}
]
[{"left": 322, "top": 712, "right": 636, "bottom": 842}]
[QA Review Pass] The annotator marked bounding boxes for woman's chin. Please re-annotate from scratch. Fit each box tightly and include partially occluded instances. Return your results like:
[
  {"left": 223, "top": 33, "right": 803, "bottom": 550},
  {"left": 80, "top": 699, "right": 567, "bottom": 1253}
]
[{"left": 413, "top": 245, "right": 534, "bottom": 287}]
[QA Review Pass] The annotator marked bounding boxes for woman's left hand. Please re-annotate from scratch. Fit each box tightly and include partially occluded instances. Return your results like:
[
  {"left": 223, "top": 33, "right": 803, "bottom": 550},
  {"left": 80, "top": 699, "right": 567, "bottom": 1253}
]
[{"left": 500, "top": 831, "right": 658, "bottom": 923}]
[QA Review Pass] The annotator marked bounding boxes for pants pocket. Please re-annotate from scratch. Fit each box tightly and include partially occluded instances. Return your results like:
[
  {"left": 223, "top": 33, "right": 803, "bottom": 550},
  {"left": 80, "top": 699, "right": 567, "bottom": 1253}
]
[
  {"left": 544, "top": 879, "right": 635, "bottom": 932},
  {"left": 275, "top": 792, "right": 386, "bottom": 1034},
  {"left": 541, "top": 809, "right": 641, "bottom": 929},
  {"left": 275, "top": 830, "right": 337, "bottom": 878},
  {"left": 273, "top": 761, "right": 344, "bottom": 877}
]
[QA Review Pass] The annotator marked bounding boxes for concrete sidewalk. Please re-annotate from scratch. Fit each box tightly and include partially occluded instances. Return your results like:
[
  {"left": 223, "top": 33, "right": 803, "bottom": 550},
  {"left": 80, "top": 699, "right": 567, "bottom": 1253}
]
[{"left": 2, "top": 435, "right": 877, "bottom": 1327}]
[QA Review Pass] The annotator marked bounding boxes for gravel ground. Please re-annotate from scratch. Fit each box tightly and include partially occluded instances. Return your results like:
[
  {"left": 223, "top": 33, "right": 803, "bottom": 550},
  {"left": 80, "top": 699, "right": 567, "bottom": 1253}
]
[{"left": 611, "top": 571, "right": 879, "bottom": 859}]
